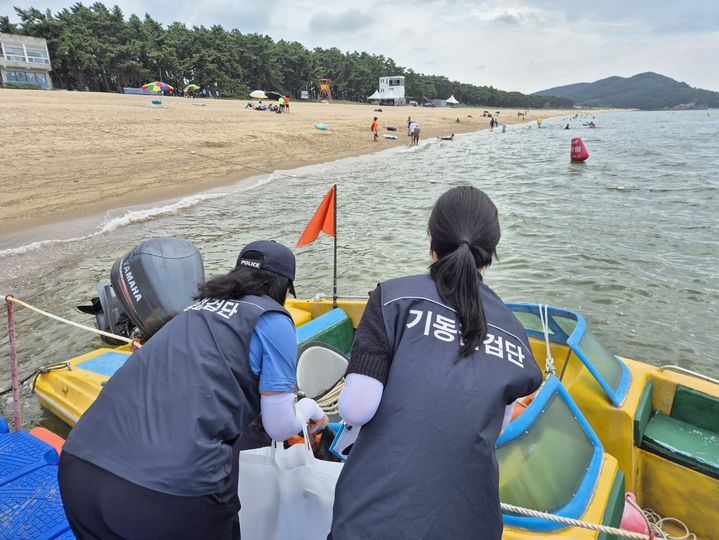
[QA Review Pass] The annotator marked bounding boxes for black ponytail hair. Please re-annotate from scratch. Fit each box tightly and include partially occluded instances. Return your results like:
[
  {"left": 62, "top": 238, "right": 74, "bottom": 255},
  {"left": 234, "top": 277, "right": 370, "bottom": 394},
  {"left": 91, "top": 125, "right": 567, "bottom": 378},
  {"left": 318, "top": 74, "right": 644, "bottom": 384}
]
[{"left": 428, "top": 186, "right": 500, "bottom": 357}]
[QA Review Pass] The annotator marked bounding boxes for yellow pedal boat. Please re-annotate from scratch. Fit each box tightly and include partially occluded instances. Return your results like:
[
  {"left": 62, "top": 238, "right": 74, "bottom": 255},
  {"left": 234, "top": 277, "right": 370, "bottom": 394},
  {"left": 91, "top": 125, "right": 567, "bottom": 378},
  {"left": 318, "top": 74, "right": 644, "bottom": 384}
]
[{"left": 33, "top": 297, "right": 718, "bottom": 538}]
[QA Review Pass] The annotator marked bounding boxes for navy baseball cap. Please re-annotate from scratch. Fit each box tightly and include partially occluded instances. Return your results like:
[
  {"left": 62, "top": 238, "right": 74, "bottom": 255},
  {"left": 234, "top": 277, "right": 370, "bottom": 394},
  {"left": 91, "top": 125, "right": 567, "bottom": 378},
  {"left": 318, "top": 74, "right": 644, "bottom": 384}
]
[{"left": 236, "top": 240, "right": 296, "bottom": 297}]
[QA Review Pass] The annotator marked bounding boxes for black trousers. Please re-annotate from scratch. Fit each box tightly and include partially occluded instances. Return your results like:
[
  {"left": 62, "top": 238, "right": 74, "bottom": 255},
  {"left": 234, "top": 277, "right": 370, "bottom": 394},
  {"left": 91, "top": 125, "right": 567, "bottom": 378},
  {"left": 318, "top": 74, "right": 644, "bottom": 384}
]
[{"left": 58, "top": 452, "right": 241, "bottom": 540}]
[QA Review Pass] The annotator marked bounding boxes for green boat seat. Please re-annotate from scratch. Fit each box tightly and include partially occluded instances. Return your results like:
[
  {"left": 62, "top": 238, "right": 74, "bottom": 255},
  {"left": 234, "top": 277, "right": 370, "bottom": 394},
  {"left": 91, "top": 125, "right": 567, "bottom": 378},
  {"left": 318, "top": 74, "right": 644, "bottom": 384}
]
[
  {"left": 295, "top": 308, "right": 354, "bottom": 355},
  {"left": 671, "top": 386, "right": 719, "bottom": 434},
  {"left": 633, "top": 381, "right": 653, "bottom": 444},
  {"left": 642, "top": 412, "right": 719, "bottom": 479}
]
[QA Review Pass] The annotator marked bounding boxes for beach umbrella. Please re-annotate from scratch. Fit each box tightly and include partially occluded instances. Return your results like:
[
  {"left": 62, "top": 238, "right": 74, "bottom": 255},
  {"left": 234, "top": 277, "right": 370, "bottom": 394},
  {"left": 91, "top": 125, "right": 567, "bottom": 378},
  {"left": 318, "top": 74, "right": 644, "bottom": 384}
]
[
  {"left": 265, "top": 91, "right": 283, "bottom": 101},
  {"left": 142, "top": 81, "right": 174, "bottom": 93},
  {"left": 184, "top": 83, "right": 200, "bottom": 93},
  {"left": 250, "top": 90, "right": 268, "bottom": 99}
]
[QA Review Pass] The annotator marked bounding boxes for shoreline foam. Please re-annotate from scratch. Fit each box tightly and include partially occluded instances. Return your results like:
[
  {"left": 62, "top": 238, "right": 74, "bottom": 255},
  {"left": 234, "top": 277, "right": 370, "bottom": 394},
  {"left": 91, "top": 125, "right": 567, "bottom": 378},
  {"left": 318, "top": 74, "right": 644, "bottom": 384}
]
[{"left": 0, "top": 89, "right": 589, "bottom": 250}]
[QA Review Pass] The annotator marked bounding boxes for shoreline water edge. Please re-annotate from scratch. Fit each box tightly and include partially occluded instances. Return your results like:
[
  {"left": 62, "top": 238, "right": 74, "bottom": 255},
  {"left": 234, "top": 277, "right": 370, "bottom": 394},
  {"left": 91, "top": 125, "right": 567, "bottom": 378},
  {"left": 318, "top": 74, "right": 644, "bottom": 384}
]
[
  {"left": 0, "top": 89, "right": 605, "bottom": 252},
  {"left": 1, "top": 109, "right": 717, "bottom": 432}
]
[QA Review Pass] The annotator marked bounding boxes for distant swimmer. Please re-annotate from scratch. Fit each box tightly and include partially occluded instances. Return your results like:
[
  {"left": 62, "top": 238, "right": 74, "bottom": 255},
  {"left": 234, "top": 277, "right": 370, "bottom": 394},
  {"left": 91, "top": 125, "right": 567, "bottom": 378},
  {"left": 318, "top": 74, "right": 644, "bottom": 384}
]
[
  {"left": 501, "top": 125, "right": 507, "bottom": 133},
  {"left": 564, "top": 124, "right": 570, "bottom": 129},
  {"left": 438, "top": 134, "right": 455, "bottom": 141},
  {"left": 537, "top": 117, "right": 543, "bottom": 128}
]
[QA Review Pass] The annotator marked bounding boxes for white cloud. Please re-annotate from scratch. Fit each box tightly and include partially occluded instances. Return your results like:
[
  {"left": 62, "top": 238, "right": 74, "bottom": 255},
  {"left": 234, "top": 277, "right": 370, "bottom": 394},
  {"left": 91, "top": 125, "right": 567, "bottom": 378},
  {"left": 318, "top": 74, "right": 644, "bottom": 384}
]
[
  {"left": 308, "top": 9, "right": 374, "bottom": 33},
  {"left": 2, "top": 0, "right": 718, "bottom": 93}
]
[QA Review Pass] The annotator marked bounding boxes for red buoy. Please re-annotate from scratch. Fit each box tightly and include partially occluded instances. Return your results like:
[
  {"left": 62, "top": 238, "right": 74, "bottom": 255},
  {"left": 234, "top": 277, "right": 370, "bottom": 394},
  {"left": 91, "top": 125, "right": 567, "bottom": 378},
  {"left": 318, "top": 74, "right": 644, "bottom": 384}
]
[{"left": 571, "top": 137, "right": 589, "bottom": 162}]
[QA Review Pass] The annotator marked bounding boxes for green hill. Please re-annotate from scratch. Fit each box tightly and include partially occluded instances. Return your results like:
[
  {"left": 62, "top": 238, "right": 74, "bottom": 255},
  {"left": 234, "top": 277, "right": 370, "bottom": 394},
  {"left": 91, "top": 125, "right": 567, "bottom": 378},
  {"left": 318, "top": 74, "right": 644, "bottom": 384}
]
[{"left": 534, "top": 72, "right": 719, "bottom": 110}]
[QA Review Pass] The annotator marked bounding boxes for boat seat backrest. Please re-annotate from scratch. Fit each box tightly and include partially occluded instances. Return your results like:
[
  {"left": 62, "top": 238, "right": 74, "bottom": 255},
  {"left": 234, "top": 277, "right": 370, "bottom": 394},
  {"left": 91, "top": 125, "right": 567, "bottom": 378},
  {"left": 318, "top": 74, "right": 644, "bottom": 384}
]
[
  {"left": 633, "top": 381, "right": 654, "bottom": 443},
  {"left": 296, "top": 342, "right": 348, "bottom": 400},
  {"left": 671, "top": 386, "right": 719, "bottom": 433},
  {"left": 295, "top": 308, "right": 354, "bottom": 354}
]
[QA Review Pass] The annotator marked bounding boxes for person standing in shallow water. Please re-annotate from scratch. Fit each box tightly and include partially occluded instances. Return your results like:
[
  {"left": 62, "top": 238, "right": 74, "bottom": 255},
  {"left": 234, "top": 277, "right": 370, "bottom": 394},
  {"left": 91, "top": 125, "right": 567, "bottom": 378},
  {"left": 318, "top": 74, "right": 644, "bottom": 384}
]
[
  {"left": 408, "top": 119, "right": 417, "bottom": 143},
  {"left": 329, "top": 186, "right": 543, "bottom": 540}
]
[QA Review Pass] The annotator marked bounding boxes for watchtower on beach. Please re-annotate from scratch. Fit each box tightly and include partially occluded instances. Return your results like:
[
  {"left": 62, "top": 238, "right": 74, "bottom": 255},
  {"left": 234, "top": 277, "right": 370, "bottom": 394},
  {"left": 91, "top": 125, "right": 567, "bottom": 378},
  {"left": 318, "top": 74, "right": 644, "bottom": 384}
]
[
  {"left": 318, "top": 78, "right": 333, "bottom": 103},
  {"left": 378, "top": 76, "right": 405, "bottom": 106}
]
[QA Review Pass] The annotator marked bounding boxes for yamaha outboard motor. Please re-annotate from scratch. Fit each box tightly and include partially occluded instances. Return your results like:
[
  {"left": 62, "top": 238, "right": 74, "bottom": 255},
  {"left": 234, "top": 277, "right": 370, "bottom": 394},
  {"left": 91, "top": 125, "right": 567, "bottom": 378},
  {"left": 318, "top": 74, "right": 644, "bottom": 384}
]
[
  {"left": 78, "top": 279, "right": 134, "bottom": 345},
  {"left": 79, "top": 237, "right": 204, "bottom": 344}
]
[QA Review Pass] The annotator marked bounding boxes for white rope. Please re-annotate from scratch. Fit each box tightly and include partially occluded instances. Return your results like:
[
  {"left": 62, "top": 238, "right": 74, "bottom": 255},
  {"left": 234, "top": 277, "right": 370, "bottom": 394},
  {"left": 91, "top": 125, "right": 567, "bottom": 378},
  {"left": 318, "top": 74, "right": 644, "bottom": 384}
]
[
  {"left": 5, "top": 298, "right": 697, "bottom": 540},
  {"left": 644, "top": 508, "right": 696, "bottom": 540},
  {"left": 315, "top": 379, "right": 343, "bottom": 417},
  {"left": 5, "top": 296, "right": 136, "bottom": 345},
  {"left": 538, "top": 304, "right": 555, "bottom": 375},
  {"left": 500, "top": 503, "right": 650, "bottom": 539}
]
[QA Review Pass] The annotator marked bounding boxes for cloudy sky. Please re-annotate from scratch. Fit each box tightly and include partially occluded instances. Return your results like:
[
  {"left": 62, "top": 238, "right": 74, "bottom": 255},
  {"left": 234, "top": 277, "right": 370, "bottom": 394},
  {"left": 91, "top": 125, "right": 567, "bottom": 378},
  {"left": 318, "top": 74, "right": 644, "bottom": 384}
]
[{"left": 3, "top": 0, "right": 718, "bottom": 93}]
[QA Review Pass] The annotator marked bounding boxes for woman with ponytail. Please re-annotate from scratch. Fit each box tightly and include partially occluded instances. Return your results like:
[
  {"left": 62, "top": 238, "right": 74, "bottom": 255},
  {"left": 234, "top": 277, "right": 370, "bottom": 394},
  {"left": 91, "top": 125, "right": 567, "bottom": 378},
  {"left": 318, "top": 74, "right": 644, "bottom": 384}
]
[{"left": 329, "top": 186, "right": 542, "bottom": 540}]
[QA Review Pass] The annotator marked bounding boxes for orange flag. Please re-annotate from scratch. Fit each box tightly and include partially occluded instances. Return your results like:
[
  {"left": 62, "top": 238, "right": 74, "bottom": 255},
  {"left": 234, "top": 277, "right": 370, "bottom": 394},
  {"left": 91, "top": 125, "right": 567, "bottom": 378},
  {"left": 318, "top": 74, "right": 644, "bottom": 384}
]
[{"left": 296, "top": 185, "right": 336, "bottom": 247}]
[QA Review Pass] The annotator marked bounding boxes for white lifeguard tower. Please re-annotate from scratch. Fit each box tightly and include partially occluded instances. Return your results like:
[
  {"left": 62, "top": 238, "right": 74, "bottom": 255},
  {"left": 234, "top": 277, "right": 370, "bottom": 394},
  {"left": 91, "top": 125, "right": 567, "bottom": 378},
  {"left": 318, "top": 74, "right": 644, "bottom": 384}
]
[{"left": 378, "top": 75, "right": 405, "bottom": 106}]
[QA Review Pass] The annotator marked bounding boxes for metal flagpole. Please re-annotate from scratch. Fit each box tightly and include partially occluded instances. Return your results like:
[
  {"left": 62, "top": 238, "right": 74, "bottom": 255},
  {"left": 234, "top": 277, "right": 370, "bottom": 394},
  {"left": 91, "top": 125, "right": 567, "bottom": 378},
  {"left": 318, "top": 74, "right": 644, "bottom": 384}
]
[{"left": 332, "top": 184, "right": 338, "bottom": 308}]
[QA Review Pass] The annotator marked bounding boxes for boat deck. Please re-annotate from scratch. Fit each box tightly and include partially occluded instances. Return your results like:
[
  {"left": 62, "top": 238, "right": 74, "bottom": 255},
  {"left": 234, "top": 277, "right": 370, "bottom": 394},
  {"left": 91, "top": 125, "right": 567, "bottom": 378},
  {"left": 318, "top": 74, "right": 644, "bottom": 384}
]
[{"left": 0, "top": 419, "right": 74, "bottom": 539}]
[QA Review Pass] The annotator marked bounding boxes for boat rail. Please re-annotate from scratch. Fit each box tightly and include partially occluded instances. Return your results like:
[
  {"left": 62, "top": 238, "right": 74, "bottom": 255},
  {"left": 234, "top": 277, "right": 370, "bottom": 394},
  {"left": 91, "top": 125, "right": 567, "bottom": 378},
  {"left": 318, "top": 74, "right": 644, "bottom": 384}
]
[
  {"left": 310, "top": 294, "right": 369, "bottom": 300},
  {"left": 658, "top": 365, "right": 719, "bottom": 386}
]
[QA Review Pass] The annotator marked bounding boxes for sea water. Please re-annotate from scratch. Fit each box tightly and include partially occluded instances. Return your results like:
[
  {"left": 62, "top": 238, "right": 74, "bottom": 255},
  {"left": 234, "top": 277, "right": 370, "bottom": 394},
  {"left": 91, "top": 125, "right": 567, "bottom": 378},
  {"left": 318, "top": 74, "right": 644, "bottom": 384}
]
[{"left": 1, "top": 110, "right": 717, "bottom": 430}]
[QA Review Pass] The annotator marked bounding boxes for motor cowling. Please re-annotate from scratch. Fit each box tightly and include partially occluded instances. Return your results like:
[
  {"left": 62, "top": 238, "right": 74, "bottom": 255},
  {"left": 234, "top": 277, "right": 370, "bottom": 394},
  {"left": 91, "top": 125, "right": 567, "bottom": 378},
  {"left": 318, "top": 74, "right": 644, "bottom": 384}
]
[{"left": 109, "top": 237, "right": 205, "bottom": 339}]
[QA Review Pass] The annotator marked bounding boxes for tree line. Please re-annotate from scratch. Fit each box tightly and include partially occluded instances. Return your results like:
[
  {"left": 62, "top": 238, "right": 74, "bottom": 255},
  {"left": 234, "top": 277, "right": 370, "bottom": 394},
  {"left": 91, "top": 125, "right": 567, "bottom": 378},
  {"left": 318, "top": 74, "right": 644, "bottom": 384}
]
[{"left": 1, "top": 3, "right": 574, "bottom": 108}]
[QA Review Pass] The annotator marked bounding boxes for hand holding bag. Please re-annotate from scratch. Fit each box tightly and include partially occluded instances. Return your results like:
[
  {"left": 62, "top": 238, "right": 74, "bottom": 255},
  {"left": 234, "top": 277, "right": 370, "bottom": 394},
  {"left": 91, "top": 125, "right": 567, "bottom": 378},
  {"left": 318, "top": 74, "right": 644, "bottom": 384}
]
[{"left": 238, "top": 426, "right": 343, "bottom": 540}]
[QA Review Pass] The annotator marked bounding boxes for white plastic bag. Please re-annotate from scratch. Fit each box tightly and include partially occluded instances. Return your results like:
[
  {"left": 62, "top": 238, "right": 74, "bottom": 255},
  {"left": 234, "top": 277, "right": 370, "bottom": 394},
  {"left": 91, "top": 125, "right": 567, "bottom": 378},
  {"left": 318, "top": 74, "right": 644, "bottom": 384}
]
[{"left": 238, "top": 426, "right": 342, "bottom": 540}]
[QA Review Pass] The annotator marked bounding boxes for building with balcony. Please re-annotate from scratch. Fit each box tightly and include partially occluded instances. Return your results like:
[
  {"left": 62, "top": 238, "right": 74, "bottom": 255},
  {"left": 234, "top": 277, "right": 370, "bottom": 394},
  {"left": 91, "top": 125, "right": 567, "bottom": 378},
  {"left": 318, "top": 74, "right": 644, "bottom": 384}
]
[
  {"left": 0, "top": 32, "right": 52, "bottom": 88},
  {"left": 368, "top": 76, "right": 406, "bottom": 106}
]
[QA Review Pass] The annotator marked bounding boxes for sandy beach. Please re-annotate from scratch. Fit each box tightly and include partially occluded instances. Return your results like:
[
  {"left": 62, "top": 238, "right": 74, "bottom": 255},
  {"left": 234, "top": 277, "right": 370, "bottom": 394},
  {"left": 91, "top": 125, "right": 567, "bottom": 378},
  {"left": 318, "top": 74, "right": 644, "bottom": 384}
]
[{"left": 0, "top": 89, "right": 574, "bottom": 239}]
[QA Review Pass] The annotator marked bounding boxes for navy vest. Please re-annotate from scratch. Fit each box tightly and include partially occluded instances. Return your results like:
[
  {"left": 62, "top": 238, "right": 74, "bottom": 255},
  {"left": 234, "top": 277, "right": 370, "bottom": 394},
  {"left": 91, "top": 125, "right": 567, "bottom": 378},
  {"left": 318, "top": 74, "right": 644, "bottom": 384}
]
[
  {"left": 64, "top": 295, "right": 290, "bottom": 496},
  {"left": 331, "top": 274, "right": 541, "bottom": 540}
]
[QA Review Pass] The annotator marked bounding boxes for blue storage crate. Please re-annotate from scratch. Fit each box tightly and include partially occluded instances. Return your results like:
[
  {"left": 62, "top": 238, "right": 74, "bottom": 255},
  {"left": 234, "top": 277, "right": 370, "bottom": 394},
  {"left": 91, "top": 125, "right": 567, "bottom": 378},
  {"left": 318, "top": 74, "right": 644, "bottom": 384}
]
[
  {"left": 0, "top": 432, "right": 58, "bottom": 486},
  {"left": 0, "top": 430, "right": 73, "bottom": 539}
]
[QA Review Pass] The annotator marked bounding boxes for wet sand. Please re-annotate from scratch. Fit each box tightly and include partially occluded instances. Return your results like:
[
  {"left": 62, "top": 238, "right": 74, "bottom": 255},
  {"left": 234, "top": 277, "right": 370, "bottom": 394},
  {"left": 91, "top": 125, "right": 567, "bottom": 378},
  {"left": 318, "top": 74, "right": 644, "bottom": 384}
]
[{"left": 0, "top": 88, "right": 576, "bottom": 241}]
